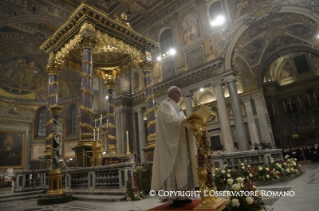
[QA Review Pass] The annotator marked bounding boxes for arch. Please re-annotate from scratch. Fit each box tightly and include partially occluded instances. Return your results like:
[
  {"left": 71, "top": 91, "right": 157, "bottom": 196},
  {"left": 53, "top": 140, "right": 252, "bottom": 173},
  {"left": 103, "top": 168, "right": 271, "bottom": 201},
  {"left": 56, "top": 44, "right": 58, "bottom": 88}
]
[
  {"left": 258, "top": 45, "right": 319, "bottom": 87},
  {"left": 199, "top": 91, "right": 215, "bottom": 103},
  {"left": 224, "top": 5, "right": 319, "bottom": 72},
  {"left": 208, "top": 1, "right": 223, "bottom": 22}
]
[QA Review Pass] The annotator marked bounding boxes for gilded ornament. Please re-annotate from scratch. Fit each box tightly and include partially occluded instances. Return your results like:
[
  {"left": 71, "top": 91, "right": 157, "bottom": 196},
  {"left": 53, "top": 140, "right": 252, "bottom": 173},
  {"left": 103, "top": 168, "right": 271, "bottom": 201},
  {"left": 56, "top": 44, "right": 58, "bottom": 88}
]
[
  {"left": 82, "top": 60, "right": 93, "bottom": 66},
  {"left": 46, "top": 134, "right": 53, "bottom": 141},
  {"left": 145, "top": 106, "right": 156, "bottom": 116},
  {"left": 81, "top": 122, "right": 94, "bottom": 131},
  {"left": 144, "top": 83, "right": 153, "bottom": 90},
  {"left": 107, "top": 102, "right": 115, "bottom": 108},
  {"left": 146, "top": 119, "right": 156, "bottom": 129},
  {"left": 144, "top": 94, "right": 154, "bottom": 103},
  {"left": 144, "top": 143, "right": 155, "bottom": 149},
  {"left": 108, "top": 134, "right": 116, "bottom": 140},
  {"left": 49, "top": 81, "right": 58, "bottom": 87},
  {"left": 108, "top": 113, "right": 115, "bottom": 118},
  {"left": 46, "top": 119, "right": 54, "bottom": 127},
  {"left": 108, "top": 123, "right": 116, "bottom": 129},
  {"left": 80, "top": 87, "right": 94, "bottom": 99},
  {"left": 46, "top": 62, "right": 61, "bottom": 75},
  {"left": 81, "top": 73, "right": 93, "bottom": 80},
  {"left": 108, "top": 144, "right": 117, "bottom": 153},
  {"left": 147, "top": 133, "right": 156, "bottom": 142},
  {"left": 142, "top": 61, "right": 153, "bottom": 72},
  {"left": 50, "top": 106, "right": 63, "bottom": 115},
  {"left": 80, "top": 105, "right": 94, "bottom": 116},
  {"left": 46, "top": 144, "right": 52, "bottom": 149},
  {"left": 81, "top": 133, "right": 94, "bottom": 139},
  {"left": 47, "top": 92, "right": 58, "bottom": 99}
]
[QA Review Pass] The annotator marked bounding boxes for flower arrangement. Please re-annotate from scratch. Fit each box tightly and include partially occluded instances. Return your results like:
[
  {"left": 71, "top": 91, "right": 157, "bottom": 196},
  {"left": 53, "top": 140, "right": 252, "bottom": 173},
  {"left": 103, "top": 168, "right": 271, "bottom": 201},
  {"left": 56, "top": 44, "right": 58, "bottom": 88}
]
[
  {"left": 125, "top": 175, "right": 146, "bottom": 201},
  {"left": 223, "top": 178, "right": 265, "bottom": 211},
  {"left": 213, "top": 156, "right": 301, "bottom": 211}
]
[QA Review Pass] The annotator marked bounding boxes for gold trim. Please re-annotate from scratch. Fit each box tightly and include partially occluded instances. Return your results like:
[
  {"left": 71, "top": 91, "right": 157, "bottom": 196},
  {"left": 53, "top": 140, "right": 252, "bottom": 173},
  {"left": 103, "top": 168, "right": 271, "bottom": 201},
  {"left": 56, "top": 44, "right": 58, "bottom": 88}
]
[
  {"left": 144, "top": 143, "right": 155, "bottom": 149},
  {"left": 108, "top": 123, "right": 116, "bottom": 129},
  {"left": 144, "top": 74, "right": 151, "bottom": 78},
  {"left": 81, "top": 122, "right": 94, "bottom": 131},
  {"left": 147, "top": 133, "right": 156, "bottom": 142},
  {"left": 144, "top": 83, "right": 153, "bottom": 90},
  {"left": 81, "top": 87, "right": 94, "bottom": 99},
  {"left": 46, "top": 134, "right": 53, "bottom": 141},
  {"left": 147, "top": 119, "right": 156, "bottom": 129},
  {"left": 108, "top": 113, "right": 115, "bottom": 118},
  {"left": 108, "top": 144, "right": 117, "bottom": 153},
  {"left": 46, "top": 119, "right": 54, "bottom": 127},
  {"left": 49, "top": 81, "right": 58, "bottom": 87},
  {"left": 145, "top": 106, "right": 156, "bottom": 116},
  {"left": 81, "top": 132, "right": 93, "bottom": 139},
  {"left": 144, "top": 94, "right": 154, "bottom": 103},
  {"left": 107, "top": 103, "right": 115, "bottom": 108},
  {"left": 80, "top": 105, "right": 94, "bottom": 116},
  {"left": 84, "top": 49, "right": 92, "bottom": 55},
  {"left": 81, "top": 73, "right": 93, "bottom": 80},
  {"left": 82, "top": 60, "right": 93, "bottom": 66},
  {"left": 48, "top": 92, "right": 57, "bottom": 99},
  {"left": 108, "top": 134, "right": 116, "bottom": 140},
  {"left": 108, "top": 93, "right": 116, "bottom": 98},
  {"left": 46, "top": 144, "right": 52, "bottom": 149}
]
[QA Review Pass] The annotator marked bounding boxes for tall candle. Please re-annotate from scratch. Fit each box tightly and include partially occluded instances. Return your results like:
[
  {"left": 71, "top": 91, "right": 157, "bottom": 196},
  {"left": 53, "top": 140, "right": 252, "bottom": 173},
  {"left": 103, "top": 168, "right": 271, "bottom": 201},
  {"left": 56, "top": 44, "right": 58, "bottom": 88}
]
[
  {"left": 100, "top": 114, "right": 102, "bottom": 126},
  {"left": 107, "top": 119, "right": 108, "bottom": 128},
  {"left": 97, "top": 128, "right": 99, "bottom": 141},
  {"left": 93, "top": 129, "right": 95, "bottom": 141},
  {"left": 126, "top": 131, "right": 129, "bottom": 143}
]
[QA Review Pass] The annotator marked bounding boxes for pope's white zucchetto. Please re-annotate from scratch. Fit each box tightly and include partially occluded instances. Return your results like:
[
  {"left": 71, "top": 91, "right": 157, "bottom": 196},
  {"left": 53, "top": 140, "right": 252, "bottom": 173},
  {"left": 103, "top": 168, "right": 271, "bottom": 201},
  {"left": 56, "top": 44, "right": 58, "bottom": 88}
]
[{"left": 167, "top": 86, "right": 178, "bottom": 94}]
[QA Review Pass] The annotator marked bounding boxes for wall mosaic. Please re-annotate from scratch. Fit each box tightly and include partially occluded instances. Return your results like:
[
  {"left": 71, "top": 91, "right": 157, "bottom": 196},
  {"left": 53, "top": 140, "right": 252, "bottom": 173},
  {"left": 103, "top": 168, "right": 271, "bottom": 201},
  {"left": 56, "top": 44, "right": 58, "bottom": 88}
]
[
  {"left": 186, "top": 47, "right": 204, "bottom": 69},
  {"left": 162, "top": 60, "right": 176, "bottom": 80},
  {"left": 0, "top": 56, "right": 46, "bottom": 98},
  {"left": 181, "top": 12, "right": 201, "bottom": 46}
]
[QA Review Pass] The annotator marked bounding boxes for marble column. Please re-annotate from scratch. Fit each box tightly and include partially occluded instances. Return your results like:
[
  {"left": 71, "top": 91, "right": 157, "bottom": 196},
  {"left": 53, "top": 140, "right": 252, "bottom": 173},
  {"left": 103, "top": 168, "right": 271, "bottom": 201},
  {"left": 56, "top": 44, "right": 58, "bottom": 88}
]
[
  {"left": 105, "top": 74, "right": 117, "bottom": 154},
  {"left": 115, "top": 104, "right": 130, "bottom": 154},
  {"left": 225, "top": 75, "right": 249, "bottom": 151},
  {"left": 142, "top": 61, "right": 156, "bottom": 152},
  {"left": 242, "top": 96, "right": 260, "bottom": 145},
  {"left": 212, "top": 78, "right": 234, "bottom": 153},
  {"left": 184, "top": 91, "right": 194, "bottom": 117},
  {"left": 136, "top": 108, "right": 146, "bottom": 163},
  {"left": 252, "top": 93, "right": 274, "bottom": 146},
  {"left": 115, "top": 107, "right": 122, "bottom": 154},
  {"left": 44, "top": 57, "right": 61, "bottom": 167},
  {"left": 79, "top": 32, "right": 96, "bottom": 142}
]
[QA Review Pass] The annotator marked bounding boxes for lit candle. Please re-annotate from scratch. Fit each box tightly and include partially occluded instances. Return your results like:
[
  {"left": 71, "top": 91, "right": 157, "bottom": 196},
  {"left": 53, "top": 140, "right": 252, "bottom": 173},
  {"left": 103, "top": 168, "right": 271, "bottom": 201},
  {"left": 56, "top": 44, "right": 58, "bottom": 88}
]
[
  {"left": 126, "top": 131, "right": 129, "bottom": 143},
  {"left": 93, "top": 129, "right": 95, "bottom": 141},
  {"left": 100, "top": 114, "right": 102, "bottom": 126}
]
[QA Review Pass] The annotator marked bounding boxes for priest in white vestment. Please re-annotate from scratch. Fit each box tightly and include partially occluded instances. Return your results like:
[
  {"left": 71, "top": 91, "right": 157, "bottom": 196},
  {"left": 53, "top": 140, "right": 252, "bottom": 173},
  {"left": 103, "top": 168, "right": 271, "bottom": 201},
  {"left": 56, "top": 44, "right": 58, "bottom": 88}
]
[{"left": 151, "top": 86, "right": 199, "bottom": 207}]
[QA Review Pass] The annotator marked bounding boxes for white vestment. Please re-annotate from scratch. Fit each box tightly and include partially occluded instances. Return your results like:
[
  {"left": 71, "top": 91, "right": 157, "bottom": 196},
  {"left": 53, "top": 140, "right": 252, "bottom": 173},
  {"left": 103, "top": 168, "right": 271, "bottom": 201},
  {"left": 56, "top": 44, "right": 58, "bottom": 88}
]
[{"left": 151, "top": 98, "right": 199, "bottom": 193}]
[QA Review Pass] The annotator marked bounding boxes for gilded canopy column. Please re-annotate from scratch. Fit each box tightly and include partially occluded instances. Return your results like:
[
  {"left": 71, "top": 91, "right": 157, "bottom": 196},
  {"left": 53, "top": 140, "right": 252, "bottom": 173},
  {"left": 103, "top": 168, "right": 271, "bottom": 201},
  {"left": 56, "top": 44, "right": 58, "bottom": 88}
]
[
  {"left": 44, "top": 54, "right": 61, "bottom": 168},
  {"left": 142, "top": 61, "right": 156, "bottom": 161},
  {"left": 105, "top": 70, "right": 117, "bottom": 154},
  {"left": 79, "top": 23, "right": 96, "bottom": 143}
]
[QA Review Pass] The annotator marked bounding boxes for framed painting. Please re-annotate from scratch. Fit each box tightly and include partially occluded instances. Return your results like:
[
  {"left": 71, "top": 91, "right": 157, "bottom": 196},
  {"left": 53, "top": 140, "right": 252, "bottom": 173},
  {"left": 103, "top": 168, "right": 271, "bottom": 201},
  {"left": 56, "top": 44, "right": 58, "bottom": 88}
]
[
  {"left": 64, "top": 140, "right": 77, "bottom": 158},
  {"left": 0, "top": 130, "right": 26, "bottom": 169}
]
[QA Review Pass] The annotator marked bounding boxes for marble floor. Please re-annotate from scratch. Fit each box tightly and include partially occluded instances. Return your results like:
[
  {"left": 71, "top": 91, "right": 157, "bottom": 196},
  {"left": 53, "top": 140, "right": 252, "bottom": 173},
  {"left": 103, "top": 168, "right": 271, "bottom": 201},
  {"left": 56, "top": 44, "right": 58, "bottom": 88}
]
[{"left": 0, "top": 163, "right": 318, "bottom": 211}]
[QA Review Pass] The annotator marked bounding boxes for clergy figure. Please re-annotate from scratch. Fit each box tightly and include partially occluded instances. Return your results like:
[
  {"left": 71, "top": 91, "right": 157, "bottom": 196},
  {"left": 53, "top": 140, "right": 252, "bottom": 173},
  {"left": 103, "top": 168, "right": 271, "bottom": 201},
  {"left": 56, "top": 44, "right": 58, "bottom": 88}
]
[{"left": 151, "top": 86, "right": 199, "bottom": 207}]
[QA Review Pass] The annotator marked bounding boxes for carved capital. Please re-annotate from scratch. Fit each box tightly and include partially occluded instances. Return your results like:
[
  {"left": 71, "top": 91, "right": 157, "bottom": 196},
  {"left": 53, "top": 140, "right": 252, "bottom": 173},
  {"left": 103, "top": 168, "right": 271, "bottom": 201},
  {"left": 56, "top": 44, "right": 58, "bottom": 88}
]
[
  {"left": 46, "top": 62, "right": 61, "bottom": 75},
  {"left": 142, "top": 61, "right": 153, "bottom": 73},
  {"left": 224, "top": 75, "right": 237, "bottom": 83},
  {"left": 211, "top": 78, "right": 224, "bottom": 87},
  {"left": 80, "top": 35, "right": 97, "bottom": 49}
]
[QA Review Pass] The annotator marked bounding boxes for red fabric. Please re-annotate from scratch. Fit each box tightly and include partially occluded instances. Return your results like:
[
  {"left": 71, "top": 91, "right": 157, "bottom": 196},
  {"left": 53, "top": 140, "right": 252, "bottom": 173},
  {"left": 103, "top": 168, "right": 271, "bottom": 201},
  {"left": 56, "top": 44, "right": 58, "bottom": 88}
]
[{"left": 147, "top": 200, "right": 201, "bottom": 210}]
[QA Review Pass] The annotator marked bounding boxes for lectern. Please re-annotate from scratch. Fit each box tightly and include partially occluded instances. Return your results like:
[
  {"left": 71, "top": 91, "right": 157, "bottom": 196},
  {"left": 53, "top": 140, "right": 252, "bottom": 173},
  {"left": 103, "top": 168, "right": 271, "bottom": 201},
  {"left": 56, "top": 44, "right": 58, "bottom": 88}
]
[{"left": 186, "top": 105, "right": 228, "bottom": 210}]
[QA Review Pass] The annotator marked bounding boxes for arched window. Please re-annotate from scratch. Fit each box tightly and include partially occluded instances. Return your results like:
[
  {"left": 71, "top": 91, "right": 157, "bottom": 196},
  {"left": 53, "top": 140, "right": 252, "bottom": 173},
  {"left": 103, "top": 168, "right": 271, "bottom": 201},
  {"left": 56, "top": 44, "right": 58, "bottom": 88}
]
[
  {"left": 160, "top": 29, "right": 173, "bottom": 55},
  {"left": 209, "top": 1, "right": 223, "bottom": 22},
  {"left": 37, "top": 108, "right": 46, "bottom": 137},
  {"left": 71, "top": 106, "right": 77, "bottom": 134}
]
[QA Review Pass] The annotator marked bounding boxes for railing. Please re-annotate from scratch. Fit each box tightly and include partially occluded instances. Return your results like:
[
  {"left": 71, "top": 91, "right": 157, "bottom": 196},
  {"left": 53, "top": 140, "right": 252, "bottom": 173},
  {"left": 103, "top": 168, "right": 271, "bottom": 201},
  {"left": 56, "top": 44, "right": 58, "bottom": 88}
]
[
  {"left": 212, "top": 149, "right": 283, "bottom": 169},
  {"left": 15, "top": 162, "right": 134, "bottom": 195}
]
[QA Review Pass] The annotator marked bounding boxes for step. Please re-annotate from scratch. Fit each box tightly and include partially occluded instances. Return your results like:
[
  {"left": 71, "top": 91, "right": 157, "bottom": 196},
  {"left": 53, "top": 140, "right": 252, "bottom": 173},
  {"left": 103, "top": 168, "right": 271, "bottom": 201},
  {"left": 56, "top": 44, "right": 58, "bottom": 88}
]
[
  {"left": 0, "top": 190, "right": 44, "bottom": 199},
  {"left": 0, "top": 193, "right": 43, "bottom": 203},
  {"left": 72, "top": 194, "right": 125, "bottom": 202}
]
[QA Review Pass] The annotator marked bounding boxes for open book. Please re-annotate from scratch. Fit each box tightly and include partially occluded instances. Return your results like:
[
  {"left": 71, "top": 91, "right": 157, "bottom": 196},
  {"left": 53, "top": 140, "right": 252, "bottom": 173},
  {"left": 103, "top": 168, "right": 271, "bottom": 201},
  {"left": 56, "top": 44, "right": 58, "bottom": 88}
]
[{"left": 186, "top": 105, "right": 217, "bottom": 123}]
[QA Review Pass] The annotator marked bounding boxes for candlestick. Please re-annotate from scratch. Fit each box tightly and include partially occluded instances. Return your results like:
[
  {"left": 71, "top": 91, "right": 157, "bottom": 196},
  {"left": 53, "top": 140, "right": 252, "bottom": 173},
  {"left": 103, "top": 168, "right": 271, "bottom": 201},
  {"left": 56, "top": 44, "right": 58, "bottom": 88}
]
[
  {"left": 100, "top": 114, "right": 102, "bottom": 126},
  {"left": 93, "top": 129, "right": 95, "bottom": 141},
  {"left": 126, "top": 131, "right": 129, "bottom": 143}
]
